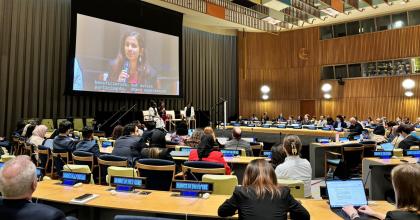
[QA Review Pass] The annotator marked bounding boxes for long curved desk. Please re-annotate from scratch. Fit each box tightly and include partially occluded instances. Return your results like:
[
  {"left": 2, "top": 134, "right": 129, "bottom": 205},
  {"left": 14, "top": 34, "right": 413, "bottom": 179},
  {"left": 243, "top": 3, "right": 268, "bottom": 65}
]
[{"left": 33, "top": 180, "right": 396, "bottom": 220}]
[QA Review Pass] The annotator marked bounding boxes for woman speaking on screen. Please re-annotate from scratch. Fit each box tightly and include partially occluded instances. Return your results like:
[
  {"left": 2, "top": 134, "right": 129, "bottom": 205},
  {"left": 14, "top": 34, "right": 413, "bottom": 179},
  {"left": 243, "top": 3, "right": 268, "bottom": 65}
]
[{"left": 110, "top": 31, "right": 158, "bottom": 87}]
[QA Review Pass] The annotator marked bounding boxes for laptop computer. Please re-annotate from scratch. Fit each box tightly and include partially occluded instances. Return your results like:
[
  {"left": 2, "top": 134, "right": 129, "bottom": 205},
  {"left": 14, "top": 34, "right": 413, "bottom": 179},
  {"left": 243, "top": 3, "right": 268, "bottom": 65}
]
[
  {"left": 326, "top": 179, "right": 372, "bottom": 220},
  {"left": 380, "top": 142, "right": 394, "bottom": 151}
]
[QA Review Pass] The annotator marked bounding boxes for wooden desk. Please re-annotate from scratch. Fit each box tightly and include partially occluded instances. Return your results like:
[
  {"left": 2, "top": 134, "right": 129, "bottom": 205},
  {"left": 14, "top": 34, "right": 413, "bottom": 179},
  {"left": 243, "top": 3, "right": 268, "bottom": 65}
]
[
  {"left": 33, "top": 180, "right": 395, "bottom": 220},
  {"left": 362, "top": 157, "right": 418, "bottom": 200},
  {"left": 225, "top": 126, "right": 346, "bottom": 137},
  {"left": 172, "top": 156, "right": 267, "bottom": 164}
]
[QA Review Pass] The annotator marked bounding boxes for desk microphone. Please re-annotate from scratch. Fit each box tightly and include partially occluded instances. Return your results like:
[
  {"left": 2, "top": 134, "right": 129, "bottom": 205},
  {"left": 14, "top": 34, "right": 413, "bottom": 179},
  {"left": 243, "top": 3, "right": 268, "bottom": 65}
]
[
  {"left": 57, "top": 154, "right": 73, "bottom": 173},
  {"left": 187, "top": 168, "right": 199, "bottom": 181}
]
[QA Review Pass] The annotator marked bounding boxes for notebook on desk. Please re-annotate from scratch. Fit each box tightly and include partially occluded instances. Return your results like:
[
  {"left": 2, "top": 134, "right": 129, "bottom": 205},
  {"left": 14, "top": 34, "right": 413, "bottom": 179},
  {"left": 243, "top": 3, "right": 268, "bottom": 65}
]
[{"left": 326, "top": 179, "right": 374, "bottom": 220}]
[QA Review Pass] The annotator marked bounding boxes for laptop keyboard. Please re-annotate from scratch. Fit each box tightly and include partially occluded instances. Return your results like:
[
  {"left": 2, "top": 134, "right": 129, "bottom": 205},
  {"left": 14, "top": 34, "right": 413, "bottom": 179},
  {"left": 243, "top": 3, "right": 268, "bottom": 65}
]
[{"left": 332, "top": 208, "right": 378, "bottom": 220}]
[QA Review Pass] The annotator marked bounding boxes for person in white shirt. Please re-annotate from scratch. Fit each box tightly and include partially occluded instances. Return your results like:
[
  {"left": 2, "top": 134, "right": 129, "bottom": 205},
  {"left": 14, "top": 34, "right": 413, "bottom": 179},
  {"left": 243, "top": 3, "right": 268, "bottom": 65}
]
[
  {"left": 316, "top": 115, "right": 327, "bottom": 127},
  {"left": 184, "top": 102, "right": 195, "bottom": 129},
  {"left": 275, "top": 135, "right": 312, "bottom": 198}
]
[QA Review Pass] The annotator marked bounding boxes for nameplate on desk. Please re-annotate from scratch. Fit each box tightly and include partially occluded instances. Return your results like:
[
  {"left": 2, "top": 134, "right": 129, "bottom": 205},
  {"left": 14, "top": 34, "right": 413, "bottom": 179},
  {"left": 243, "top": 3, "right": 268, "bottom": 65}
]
[
  {"left": 334, "top": 128, "right": 343, "bottom": 132},
  {"left": 221, "top": 149, "right": 241, "bottom": 157},
  {"left": 277, "top": 124, "right": 286, "bottom": 128},
  {"left": 247, "top": 124, "right": 256, "bottom": 127},
  {"left": 261, "top": 124, "right": 270, "bottom": 128},
  {"left": 373, "top": 151, "right": 393, "bottom": 159},
  {"left": 172, "top": 180, "right": 213, "bottom": 194},
  {"left": 61, "top": 171, "right": 90, "bottom": 185},
  {"left": 322, "top": 127, "right": 331, "bottom": 131},
  {"left": 339, "top": 137, "right": 349, "bottom": 142},
  {"left": 232, "top": 123, "right": 241, "bottom": 126},
  {"left": 404, "top": 150, "right": 420, "bottom": 158},
  {"left": 110, "top": 176, "right": 146, "bottom": 191},
  {"left": 316, "top": 138, "right": 330, "bottom": 143}
]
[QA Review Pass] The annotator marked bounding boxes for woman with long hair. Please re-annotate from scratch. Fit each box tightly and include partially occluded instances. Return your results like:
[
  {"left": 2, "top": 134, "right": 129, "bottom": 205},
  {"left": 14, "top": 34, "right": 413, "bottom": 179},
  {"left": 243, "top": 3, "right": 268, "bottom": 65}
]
[
  {"left": 110, "top": 32, "right": 156, "bottom": 86},
  {"left": 343, "top": 163, "right": 420, "bottom": 220},
  {"left": 218, "top": 159, "right": 310, "bottom": 220},
  {"left": 188, "top": 134, "right": 230, "bottom": 174}
]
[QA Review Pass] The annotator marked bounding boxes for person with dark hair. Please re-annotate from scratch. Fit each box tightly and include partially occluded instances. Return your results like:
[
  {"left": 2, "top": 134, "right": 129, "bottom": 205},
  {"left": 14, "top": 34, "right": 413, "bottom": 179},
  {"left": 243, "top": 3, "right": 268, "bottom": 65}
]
[
  {"left": 373, "top": 118, "right": 386, "bottom": 136},
  {"left": 385, "top": 121, "right": 398, "bottom": 141},
  {"left": 170, "top": 122, "right": 189, "bottom": 145},
  {"left": 346, "top": 117, "right": 364, "bottom": 136},
  {"left": 270, "top": 143, "right": 287, "bottom": 169},
  {"left": 261, "top": 112, "right": 269, "bottom": 122},
  {"left": 141, "top": 129, "right": 171, "bottom": 160},
  {"left": 218, "top": 159, "right": 310, "bottom": 220},
  {"left": 142, "top": 121, "right": 156, "bottom": 143},
  {"left": 13, "top": 120, "right": 26, "bottom": 136},
  {"left": 287, "top": 115, "right": 295, "bottom": 125},
  {"left": 53, "top": 121, "right": 78, "bottom": 153},
  {"left": 333, "top": 115, "right": 347, "bottom": 129},
  {"left": 111, "top": 125, "right": 124, "bottom": 140},
  {"left": 301, "top": 114, "right": 312, "bottom": 125},
  {"left": 75, "top": 126, "right": 100, "bottom": 157},
  {"left": 185, "top": 128, "right": 205, "bottom": 147},
  {"left": 296, "top": 115, "right": 302, "bottom": 123},
  {"left": 275, "top": 135, "right": 312, "bottom": 198},
  {"left": 342, "top": 163, "right": 420, "bottom": 220},
  {"left": 112, "top": 123, "right": 146, "bottom": 161},
  {"left": 326, "top": 116, "right": 334, "bottom": 126},
  {"left": 396, "top": 124, "right": 419, "bottom": 150},
  {"left": 188, "top": 134, "right": 231, "bottom": 174},
  {"left": 184, "top": 102, "right": 195, "bottom": 129},
  {"left": 224, "top": 127, "right": 253, "bottom": 156}
]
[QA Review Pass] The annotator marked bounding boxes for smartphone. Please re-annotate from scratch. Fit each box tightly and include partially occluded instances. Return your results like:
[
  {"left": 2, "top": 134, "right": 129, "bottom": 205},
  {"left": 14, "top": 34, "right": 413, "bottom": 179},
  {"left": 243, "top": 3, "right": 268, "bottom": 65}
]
[{"left": 74, "top": 193, "right": 93, "bottom": 201}]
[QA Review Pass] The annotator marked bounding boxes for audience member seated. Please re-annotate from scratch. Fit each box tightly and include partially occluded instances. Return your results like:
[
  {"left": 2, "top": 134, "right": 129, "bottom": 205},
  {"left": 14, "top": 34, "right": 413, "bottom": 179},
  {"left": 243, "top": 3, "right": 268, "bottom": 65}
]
[
  {"left": 277, "top": 113, "right": 286, "bottom": 122},
  {"left": 326, "top": 116, "right": 334, "bottom": 126},
  {"left": 111, "top": 125, "right": 124, "bottom": 140},
  {"left": 0, "top": 155, "right": 71, "bottom": 220},
  {"left": 53, "top": 120, "right": 78, "bottom": 153},
  {"left": 142, "top": 121, "right": 156, "bottom": 143},
  {"left": 385, "top": 121, "right": 398, "bottom": 141},
  {"left": 296, "top": 115, "right": 302, "bottom": 123},
  {"left": 396, "top": 124, "right": 419, "bottom": 150},
  {"left": 22, "top": 123, "right": 36, "bottom": 139},
  {"left": 112, "top": 123, "right": 146, "bottom": 162},
  {"left": 415, "top": 117, "right": 420, "bottom": 127},
  {"left": 12, "top": 120, "right": 26, "bottom": 136},
  {"left": 275, "top": 135, "right": 312, "bottom": 198},
  {"left": 28, "top": 125, "right": 48, "bottom": 147},
  {"left": 185, "top": 128, "right": 204, "bottom": 147},
  {"left": 75, "top": 126, "right": 100, "bottom": 157},
  {"left": 270, "top": 143, "right": 287, "bottom": 169},
  {"left": 373, "top": 118, "right": 386, "bottom": 136},
  {"left": 188, "top": 134, "right": 231, "bottom": 174},
  {"left": 170, "top": 122, "right": 189, "bottom": 145},
  {"left": 333, "top": 115, "right": 347, "bottom": 129},
  {"left": 218, "top": 159, "right": 310, "bottom": 220},
  {"left": 224, "top": 127, "right": 253, "bottom": 156},
  {"left": 262, "top": 112, "right": 269, "bottom": 122},
  {"left": 342, "top": 163, "right": 420, "bottom": 220},
  {"left": 347, "top": 117, "right": 363, "bottom": 136},
  {"left": 316, "top": 115, "right": 327, "bottom": 127},
  {"left": 287, "top": 115, "right": 295, "bottom": 125},
  {"left": 141, "top": 129, "right": 172, "bottom": 160},
  {"left": 250, "top": 114, "right": 258, "bottom": 121},
  {"left": 402, "top": 117, "right": 411, "bottom": 125},
  {"left": 301, "top": 114, "right": 312, "bottom": 125},
  {"left": 204, "top": 126, "right": 217, "bottom": 143}
]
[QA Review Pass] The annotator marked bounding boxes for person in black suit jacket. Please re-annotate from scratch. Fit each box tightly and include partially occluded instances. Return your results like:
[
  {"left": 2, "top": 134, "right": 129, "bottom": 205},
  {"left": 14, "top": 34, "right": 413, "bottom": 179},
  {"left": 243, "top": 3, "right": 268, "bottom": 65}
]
[
  {"left": 373, "top": 118, "right": 386, "bottom": 136},
  {"left": 53, "top": 120, "right": 78, "bottom": 153},
  {"left": 218, "top": 159, "right": 309, "bottom": 220},
  {"left": 141, "top": 129, "right": 172, "bottom": 160},
  {"left": 346, "top": 117, "right": 363, "bottom": 135},
  {"left": 342, "top": 163, "right": 420, "bottom": 220},
  {"left": 112, "top": 123, "right": 146, "bottom": 162},
  {"left": 396, "top": 124, "right": 420, "bottom": 150},
  {"left": 75, "top": 126, "right": 100, "bottom": 157},
  {"left": 141, "top": 121, "right": 156, "bottom": 143},
  {"left": 333, "top": 115, "right": 347, "bottom": 129},
  {"left": 0, "top": 155, "right": 69, "bottom": 220}
]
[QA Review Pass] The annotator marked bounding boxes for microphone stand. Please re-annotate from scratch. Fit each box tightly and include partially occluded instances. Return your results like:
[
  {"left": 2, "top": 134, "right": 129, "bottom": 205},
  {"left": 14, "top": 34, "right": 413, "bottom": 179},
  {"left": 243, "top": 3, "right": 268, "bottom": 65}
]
[
  {"left": 97, "top": 105, "right": 127, "bottom": 131},
  {"left": 110, "top": 104, "right": 137, "bottom": 128}
]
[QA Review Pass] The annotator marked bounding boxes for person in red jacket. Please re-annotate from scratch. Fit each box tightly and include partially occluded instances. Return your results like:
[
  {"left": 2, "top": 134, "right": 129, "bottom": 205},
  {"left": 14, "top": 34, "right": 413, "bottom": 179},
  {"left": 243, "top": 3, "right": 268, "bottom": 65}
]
[{"left": 188, "top": 134, "right": 231, "bottom": 174}]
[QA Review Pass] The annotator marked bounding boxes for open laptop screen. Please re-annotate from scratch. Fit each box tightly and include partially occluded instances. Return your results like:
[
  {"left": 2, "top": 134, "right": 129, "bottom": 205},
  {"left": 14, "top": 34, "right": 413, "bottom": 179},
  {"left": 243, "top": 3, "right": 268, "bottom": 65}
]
[
  {"left": 380, "top": 143, "right": 394, "bottom": 151},
  {"left": 326, "top": 179, "right": 367, "bottom": 208}
]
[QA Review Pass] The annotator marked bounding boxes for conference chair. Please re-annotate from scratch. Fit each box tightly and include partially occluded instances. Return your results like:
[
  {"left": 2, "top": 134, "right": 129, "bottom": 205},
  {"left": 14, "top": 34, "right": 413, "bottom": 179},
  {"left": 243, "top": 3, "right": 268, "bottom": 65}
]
[
  {"left": 41, "top": 119, "right": 54, "bottom": 131},
  {"left": 182, "top": 161, "right": 225, "bottom": 181},
  {"left": 202, "top": 174, "right": 238, "bottom": 195},
  {"left": 136, "top": 159, "right": 176, "bottom": 191},
  {"left": 51, "top": 150, "right": 70, "bottom": 178},
  {"left": 16, "top": 138, "right": 26, "bottom": 156},
  {"left": 11, "top": 135, "right": 19, "bottom": 155},
  {"left": 38, "top": 145, "right": 52, "bottom": 171},
  {"left": 0, "top": 155, "right": 15, "bottom": 162},
  {"left": 86, "top": 118, "right": 95, "bottom": 128},
  {"left": 251, "top": 143, "right": 263, "bottom": 156},
  {"left": 325, "top": 143, "right": 364, "bottom": 178},
  {"left": 277, "top": 179, "right": 305, "bottom": 198},
  {"left": 23, "top": 141, "right": 35, "bottom": 157},
  {"left": 97, "top": 155, "right": 128, "bottom": 185},
  {"left": 72, "top": 151, "right": 95, "bottom": 171},
  {"left": 360, "top": 140, "right": 377, "bottom": 157},
  {"left": 106, "top": 166, "right": 138, "bottom": 185},
  {"left": 73, "top": 118, "right": 84, "bottom": 131},
  {"left": 114, "top": 215, "right": 177, "bottom": 220}
]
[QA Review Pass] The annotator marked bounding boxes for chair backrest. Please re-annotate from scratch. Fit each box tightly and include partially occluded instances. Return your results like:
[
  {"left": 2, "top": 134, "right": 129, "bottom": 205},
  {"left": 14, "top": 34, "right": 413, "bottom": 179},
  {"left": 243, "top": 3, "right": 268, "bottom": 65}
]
[
  {"left": 106, "top": 166, "right": 138, "bottom": 185},
  {"left": 166, "top": 110, "right": 175, "bottom": 119},
  {"left": 98, "top": 155, "right": 128, "bottom": 185},
  {"left": 51, "top": 151, "right": 69, "bottom": 175},
  {"left": 72, "top": 151, "right": 95, "bottom": 170},
  {"left": 73, "top": 118, "right": 84, "bottom": 131},
  {"left": 37, "top": 145, "right": 51, "bottom": 169},
  {"left": 136, "top": 159, "right": 175, "bottom": 191},
  {"left": 277, "top": 179, "right": 305, "bottom": 198},
  {"left": 182, "top": 161, "right": 225, "bottom": 180},
  {"left": 202, "top": 174, "right": 238, "bottom": 195},
  {"left": 85, "top": 118, "right": 94, "bottom": 127},
  {"left": 251, "top": 144, "right": 262, "bottom": 156},
  {"left": 41, "top": 119, "right": 54, "bottom": 131},
  {"left": 342, "top": 144, "right": 364, "bottom": 168}
]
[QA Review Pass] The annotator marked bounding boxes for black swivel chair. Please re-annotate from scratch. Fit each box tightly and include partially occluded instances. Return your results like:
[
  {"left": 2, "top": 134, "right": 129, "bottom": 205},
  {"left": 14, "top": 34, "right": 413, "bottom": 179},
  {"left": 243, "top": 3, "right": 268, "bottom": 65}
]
[
  {"left": 136, "top": 159, "right": 175, "bottom": 191},
  {"left": 182, "top": 161, "right": 225, "bottom": 181},
  {"left": 97, "top": 155, "right": 128, "bottom": 185}
]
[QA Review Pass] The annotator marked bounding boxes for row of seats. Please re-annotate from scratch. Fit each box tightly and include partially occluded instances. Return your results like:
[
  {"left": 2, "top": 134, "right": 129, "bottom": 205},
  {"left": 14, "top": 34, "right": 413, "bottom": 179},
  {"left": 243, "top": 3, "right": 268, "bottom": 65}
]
[{"left": 40, "top": 118, "right": 94, "bottom": 131}]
